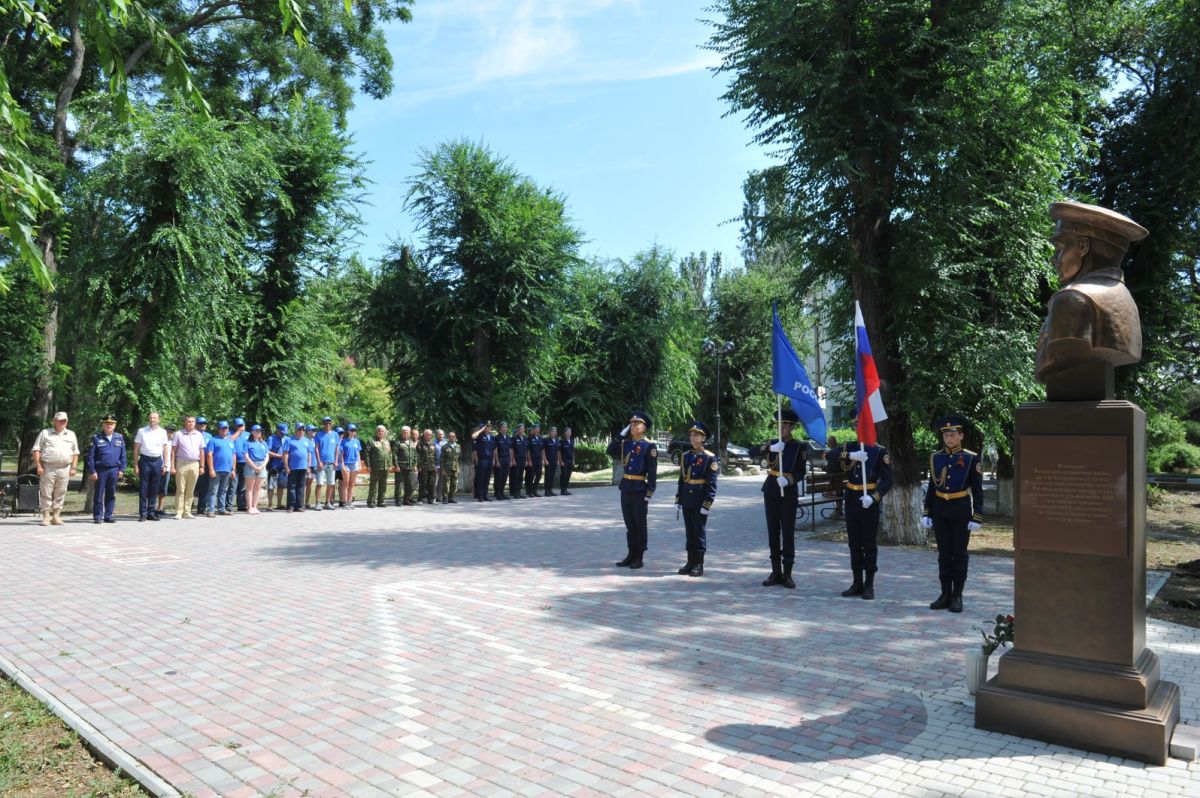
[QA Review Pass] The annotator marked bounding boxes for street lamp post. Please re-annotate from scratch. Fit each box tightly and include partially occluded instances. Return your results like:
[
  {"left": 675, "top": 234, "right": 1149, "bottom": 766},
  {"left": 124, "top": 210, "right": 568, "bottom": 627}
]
[{"left": 702, "top": 339, "right": 735, "bottom": 460}]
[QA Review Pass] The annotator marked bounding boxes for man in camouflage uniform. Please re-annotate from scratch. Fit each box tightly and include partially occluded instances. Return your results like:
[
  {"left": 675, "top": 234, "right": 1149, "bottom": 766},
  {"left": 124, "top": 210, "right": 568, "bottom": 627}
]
[
  {"left": 417, "top": 428, "right": 437, "bottom": 505},
  {"left": 392, "top": 426, "right": 418, "bottom": 506},
  {"left": 364, "top": 425, "right": 392, "bottom": 508},
  {"left": 440, "top": 431, "right": 461, "bottom": 503}
]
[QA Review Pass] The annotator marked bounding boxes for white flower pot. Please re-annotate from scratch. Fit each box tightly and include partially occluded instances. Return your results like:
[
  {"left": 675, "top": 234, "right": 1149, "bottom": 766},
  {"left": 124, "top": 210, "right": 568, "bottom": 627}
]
[{"left": 965, "top": 648, "right": 989, "bottom": 695}]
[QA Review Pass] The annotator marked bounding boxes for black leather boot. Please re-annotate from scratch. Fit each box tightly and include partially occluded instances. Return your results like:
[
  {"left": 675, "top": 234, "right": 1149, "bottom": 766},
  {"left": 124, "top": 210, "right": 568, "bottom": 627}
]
[
  {"left": 628, "top": 551, "right": 644, "bottom": 570},
  {"left": 615, "top": 549, "right": 634, "bottom": 567},
  {"left": 861, "top": 570, "right": 875, "bottom": 600},
  {"left": 949, "top": 579, "right": 964, "bottom": 613},
  {"left": 762, "top": 557, "right": 782, "bottom": 586},
  {"left": 841, "top": 570, "right": 864, "bottom": 597},
  {"left": 688, "top": 552, "right": 704, "bottom": 577},
  {"left": 780, "top": 564, "right": 796, "bottom": 590},
  {"left": 678, "top": 551, "right": 695, "bottom": 575},
  {"left": 930, "top": 579, "right": 952, "bottom": 610}
]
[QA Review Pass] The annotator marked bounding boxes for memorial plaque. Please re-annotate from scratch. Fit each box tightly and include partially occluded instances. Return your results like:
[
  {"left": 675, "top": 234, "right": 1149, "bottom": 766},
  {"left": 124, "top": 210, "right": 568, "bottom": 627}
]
[{"left": 1017, "top": 434, "right": 1127, "bottom": 558}]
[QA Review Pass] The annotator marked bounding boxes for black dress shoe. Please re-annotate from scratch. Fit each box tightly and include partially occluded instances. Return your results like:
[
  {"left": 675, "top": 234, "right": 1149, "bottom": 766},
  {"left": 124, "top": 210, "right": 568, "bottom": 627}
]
[
  {"left": 103, "top": 518, "right": 116, "bottom": 523},
  {"left": 762, "top": 572, "right": 782, "bottom": 587},
  {"left": 148, "top": 514, "right": 160, "bottom": 521},
  {"left": 448, "top": 498, "right": 457, "bottom": 503},
  {"left": 560, "top": 491, "right": 571, "bottom": 495},
  {"left": 94, "top": 519, "right": 102, "bottom": 524},
  {"left": 139, "top": 516, "right": 146, "bottom": 522},
  {"left": 628, "top": 556, "right": 644, "bottom": 570},
  {"left": 930, "top": 593, "right": 952, "bottom": 610},
  {"left": 841, "top": 584, "right": 864, "bottom": 597},
  {"left": 615, "top": 551, "right": 635, "bottom": 567}
]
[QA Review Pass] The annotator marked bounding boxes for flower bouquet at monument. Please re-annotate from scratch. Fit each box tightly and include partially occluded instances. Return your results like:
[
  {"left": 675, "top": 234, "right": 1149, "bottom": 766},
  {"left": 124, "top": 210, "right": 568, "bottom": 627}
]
[{"left": 980, "top": 614, "right": 1015, "bottom": 656}]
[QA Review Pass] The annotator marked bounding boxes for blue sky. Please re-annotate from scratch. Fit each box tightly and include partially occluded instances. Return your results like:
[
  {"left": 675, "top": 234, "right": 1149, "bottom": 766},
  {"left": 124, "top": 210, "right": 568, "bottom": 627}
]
[{"left": 345, "top": 0, "right": 772, "bottom": 269}]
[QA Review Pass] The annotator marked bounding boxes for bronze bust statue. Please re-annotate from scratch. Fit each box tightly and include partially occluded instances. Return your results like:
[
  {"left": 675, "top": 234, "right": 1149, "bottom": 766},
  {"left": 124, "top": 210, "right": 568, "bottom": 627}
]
[{"left": 1034, "top": 201, "right": 1147, "bottom": 399}]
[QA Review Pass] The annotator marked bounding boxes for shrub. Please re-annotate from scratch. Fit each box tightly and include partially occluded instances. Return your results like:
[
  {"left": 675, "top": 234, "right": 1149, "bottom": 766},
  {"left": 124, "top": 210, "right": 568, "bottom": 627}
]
[
  {"left": 1146, "top": 483, "right": 1168, "bottom": 508},
  {"left": 1146, "top": 410, "right": 1187, "bottom": 449},
  {"left": 1185, "top": 420, "right": 1200, "bottom": 447},
  {"left": 573, "top": 442, "right": 611, "bottom": 472},
  {"left": 1148, "top": 442, "right": 1200, "bottom": 473}
]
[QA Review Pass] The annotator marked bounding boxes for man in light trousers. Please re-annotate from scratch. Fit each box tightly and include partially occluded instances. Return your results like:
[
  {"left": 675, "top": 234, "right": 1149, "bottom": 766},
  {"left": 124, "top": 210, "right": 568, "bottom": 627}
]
[{"left": 31, "top": 411, "right": 79, "bottom": 526}]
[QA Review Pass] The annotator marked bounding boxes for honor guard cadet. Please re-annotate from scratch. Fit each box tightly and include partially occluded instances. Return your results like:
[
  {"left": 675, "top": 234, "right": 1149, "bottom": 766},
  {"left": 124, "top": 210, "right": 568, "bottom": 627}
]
[
  {"left": 86, "top": 414, "right": 127, "bottom": 523},
  {"left": 471, "top": 421, "right": 495, "bottom": 502},
  {"left": 674, "top": 420, "right": 719, "bottom": 577},
  {"left": 558, "top": 427, "right": 575, "bottom": 495},
  {"left": 510, "top": 423, "right": 528, "bottom": 498},
  {"left": 839, "top": 439, "right": 894, "bottom": 600},
  {"left": 606, "top": 409, "right": 658, "bottom": 570},
  {"left": 748, "top": 407, "right": 806, "bottom": 588},
  {"left": 493, "top": 421, "right": 512, "bottom": 500},
  {"left": 526, "top": 422, "right": 544, "bottom": 497},
  {"left": 543, "top": 425, "right": 560, "bottom": 496},
  {"left": 922, "top": 414, "right": 984, "bottom": 613}
]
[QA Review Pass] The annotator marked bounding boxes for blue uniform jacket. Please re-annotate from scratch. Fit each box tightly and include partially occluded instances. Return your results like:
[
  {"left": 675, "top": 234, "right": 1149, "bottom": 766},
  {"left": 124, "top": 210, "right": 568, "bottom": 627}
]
[
  {"left": 527, "top": 434, "right": 543, "bottom": 464},
  {"left": 923, "top": 445, "right": 984, "bottom": 524},
  {"left": 674, "top": 448, "right": 718, "bottom": 510},
  {"left": 606, "top": 434, "right": 657, "bottom": 497},
  {"left": 473, "top": 433, "right": 495, "bottom": 461},
  {"left": 86, "top": 432, "right": 127, "bottom": 472},
  {"left": 512, "top": 434, "right": 528, "bottom": 466},
  {"left": 748, "top": 437, "right": 805, "bottom": 493},
  {"left": 840, "top": 442, "right": 894, "bottom": 503},
  {"left": 494, "top": 434, "right": 512, "bottom": 464},
  {"left": 543, "top": 437, "right": 558, "bottom": 464},
  {"left": 559, "top": 438, "right": 575, "bottom": 466}
]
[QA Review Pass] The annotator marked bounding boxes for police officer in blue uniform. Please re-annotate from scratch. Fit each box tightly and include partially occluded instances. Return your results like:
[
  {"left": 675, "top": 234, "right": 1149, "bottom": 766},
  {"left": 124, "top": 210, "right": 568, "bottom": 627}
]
[
  {"left": 558, "top": 427, "right": 575, "bottom": 495},
  {"left": 922, "top": 415, "right": 984, "bottom": 613},
  {"left": 543, "top": 425, "right": 559, "bottom": 496},
  {"left": 471, "top": 421, "right": 494, "bottom": 502},
  {"left": 840, "top": 439, "right": 894, "bottom": 600},
  {"left": 748, "top": 407, "right": 805, "bottom": 588},
  {"left": 493, "top": 421, "right": 512, "bottom": 500},
  {"left": 510, "top": 423, "right": 528, "bottom": 498},
  {"left": 525, "top": 422, "right": 544, "bottom": 497},
  {"left": 607, "top": 409, "right": 658, "bottom": 569},
  {"left": 86, "top": 414, "right": 127, "bottom": 523},
  {"left": 674, "top": 420, "right": 719, "bottom": 577}
]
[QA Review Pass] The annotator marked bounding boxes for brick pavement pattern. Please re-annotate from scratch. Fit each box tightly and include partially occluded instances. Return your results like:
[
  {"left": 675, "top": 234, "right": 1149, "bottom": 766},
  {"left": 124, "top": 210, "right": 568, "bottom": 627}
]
[{"left": 1, "top": 477, "right": 1198, "bottom": 797}]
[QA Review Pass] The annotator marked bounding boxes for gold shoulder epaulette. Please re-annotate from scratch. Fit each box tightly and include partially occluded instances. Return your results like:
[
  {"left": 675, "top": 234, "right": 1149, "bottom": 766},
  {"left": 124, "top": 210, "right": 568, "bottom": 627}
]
[
  {"left": 963, "top": 448, "right": 978, "bottom": 456},
  {"left": 703, "top": 449, "right": 714, "bottom": 457}
]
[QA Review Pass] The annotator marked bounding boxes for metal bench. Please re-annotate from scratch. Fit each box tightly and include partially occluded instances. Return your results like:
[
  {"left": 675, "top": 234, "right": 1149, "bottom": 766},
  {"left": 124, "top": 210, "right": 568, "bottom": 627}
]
[{"left": 797, "top": 469, "right": 847, "bottom": 530}]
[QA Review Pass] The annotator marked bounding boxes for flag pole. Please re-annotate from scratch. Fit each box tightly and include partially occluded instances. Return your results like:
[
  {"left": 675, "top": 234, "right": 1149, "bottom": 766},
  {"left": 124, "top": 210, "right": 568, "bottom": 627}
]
[
  {"left": 854, "top": 302, "right": 869, "bottom": 503},
  {"left": 777, "top": 393, "right": 785, "bottom": 497}
]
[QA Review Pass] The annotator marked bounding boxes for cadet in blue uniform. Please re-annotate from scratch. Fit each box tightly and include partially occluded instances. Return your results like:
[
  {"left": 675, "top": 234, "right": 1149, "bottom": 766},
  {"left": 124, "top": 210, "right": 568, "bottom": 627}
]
[
  {"left": 471, "top": 421, "right": 495, "bottom": 502},
  {"left": 840, "top": 439, "right": 894, "bottom": 600},
  {"left": 674, "top": 420, "right": 719, "bottom": 577},
  {"left": 493, "top": 421, "right": 512, "bottom": 500},
  {"left": 558, "top": 427, "right": 575, "bottom": 495},
  {"left": 510, "top": 423, "right": 528, "bottom": 498},
  {"left": 525, "top": 422, "right": 544, "bottom": 497},
  {"left": 922, "top": 415, "right": 984, "bottom": 613},
  {"left": 87, "top": 414, "right": 127, "bottom": 523},
  {"left": 748, "top": 407, "right": 805, "bottom": 588},
  {"left": 606, "top": 409, "right": 658, "bottom": 570},
  {"left": 543, "top": 425, "right": 559, "bottom": 496}
]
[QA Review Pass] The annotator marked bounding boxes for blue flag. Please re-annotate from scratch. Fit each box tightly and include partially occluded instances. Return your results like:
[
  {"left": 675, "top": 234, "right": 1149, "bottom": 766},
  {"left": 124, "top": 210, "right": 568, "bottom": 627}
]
[{"left": 771, "top": 303, "right": 828, "bottom": 444}]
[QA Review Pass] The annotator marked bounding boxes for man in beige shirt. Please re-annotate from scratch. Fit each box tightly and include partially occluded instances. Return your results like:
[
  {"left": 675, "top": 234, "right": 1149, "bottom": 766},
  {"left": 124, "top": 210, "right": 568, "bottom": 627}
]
[{"left": 31, "top": 411, "right": 79, "bottom": 526}]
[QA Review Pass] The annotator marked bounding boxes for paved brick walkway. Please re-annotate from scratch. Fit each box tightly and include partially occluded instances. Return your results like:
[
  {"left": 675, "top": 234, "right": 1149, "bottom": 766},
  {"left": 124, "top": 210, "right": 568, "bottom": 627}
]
[{"left": 0, "top": 478, "right": 1197, "bottom": 797}]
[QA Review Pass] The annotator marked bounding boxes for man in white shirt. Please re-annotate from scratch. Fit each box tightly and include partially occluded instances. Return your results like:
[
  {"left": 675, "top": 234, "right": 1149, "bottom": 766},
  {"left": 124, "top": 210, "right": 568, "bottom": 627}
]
[
  {"left": 133, "top": 411, "right": 170, "bottom": 522},
  {"left": 31, "top": 411, "right": 79, "bottom": 526}
]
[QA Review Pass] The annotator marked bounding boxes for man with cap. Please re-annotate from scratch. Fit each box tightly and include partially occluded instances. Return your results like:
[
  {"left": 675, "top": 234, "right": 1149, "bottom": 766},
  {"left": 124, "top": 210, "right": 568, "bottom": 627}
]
[
  {"left": 509, "top": 423, "right": 528, "bottom": 498},
  {"left": 227, "top": 417, "right": 249, "bottom": 512},
  {"left": 606, "top": 409, "right": 658, "bottom": 569},
  {"left": 417, "top": 428, "right": 437, "bottom": 504},
  {"left": 922, "top": 415, "right": 984, "bottom": 613},
  {"left": 204, "top": 421, "right": 236, "bottom": 517},
  {"left": 471, "top": 421, "right": 495, "bottom": 502},
  {"left": 283, "top": 422, "right": 312, "bottom": 512},
  {"left": 392, "top": 426, "right": 418, "bottom": 506},
  {"left": 441, "top": 431, "right": 461, "bottom": 503},
  {"left": 171, "top": 416, "right": 205, "bottom": 519},
  {"left": 339, "top": 424, "right": 362, "bottom": 507},
  {"left": 266, "top": 422, "right": 289, "bottom": 510},
  {"left": 31, "top": 410, "right": 79, "bottom": 526},
  {"left": 492, "top": 421, "right": 512, "bottom": 500},
  {"left": 192, "top": 417, "right": 212, "bottom": 514},
  {"left": 132, "top": 411, "right": 170, "bottom": 522},
  {"left": 674, "top": 420, "right": 719, "bottom": 577},
  {"left": 313, "top": 416, "right": 340, "bottom": 510},
  {"left": 364, "top": 425, "right": 391, "bottom": 508},
  {"left": 558, "top": 426, "right": 576, "bottom": 495},
  {"left": 304, "top": 424, "right": 319, "bottom": 509},
  {"left": 839, "top": 435, "right": 894, "bottom": 600},
  {"left": 525, "top": 422, "right": 544, "bottom": 497},
  {"left": 748, "top": 407, "right": 806, "bottom": 588},
  {"left": 543, "top": 425, "right": 560, "bottom": 497},
  {"left": 156, "top": 423, "right": 175, "bottom": 517},
  {"left": 86, "top": 414, "right": 127, "bottom": 523}
]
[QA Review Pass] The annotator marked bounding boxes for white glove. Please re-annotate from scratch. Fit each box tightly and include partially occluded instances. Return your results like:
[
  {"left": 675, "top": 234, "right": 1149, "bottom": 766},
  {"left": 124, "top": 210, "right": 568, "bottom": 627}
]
[
  {"left": 921, "top": 516, "right": 933, "bottom": 529},
  {"left": 849, "top": 450, "right": 869, "bottom": 463},
  {"left": 776, "top": 476, "right": 788, "bottom": 489},
  {"left": 645, "top": 495, "right": 650, "bottom": 502},
  {"left": 968, "top": 521, "right": 982, "bottom": 532},
  {"left": 768, "top": 441, "right": 785, "bottom": 453},
  {"left": 700, "top": 507, "right": 709, "bottom": 516},
  {"left": 861, "top": 495, "right": 874, "bottom": 509},
  {"left": 620, "top": 425, "right": 630, "bottom": 437}
]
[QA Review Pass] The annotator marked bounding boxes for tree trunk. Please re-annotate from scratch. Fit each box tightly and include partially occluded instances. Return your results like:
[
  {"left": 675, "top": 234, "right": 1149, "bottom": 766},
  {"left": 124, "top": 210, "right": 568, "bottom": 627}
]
[{"left": 882, "top": 483, "right": 926, "bottom": 547}]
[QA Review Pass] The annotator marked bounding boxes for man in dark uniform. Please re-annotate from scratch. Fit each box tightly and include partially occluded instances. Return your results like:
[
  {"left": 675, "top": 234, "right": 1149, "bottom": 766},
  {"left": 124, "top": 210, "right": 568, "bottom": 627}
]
[
  {"left": 674, "top": 420, "right": 718, "bottom": 577},
  {"left": 607, "top": 409, "right": 658, "bottom": 570},
  {"left": 748, "top": 407, "right": 805, "bottom": 588},
  {"left": 558, "top": 426, "right": 576, "bottom": 495},
  {"left": 471, "top": 421, "right": 494, "bottom": 502},
  {"left": 543, "top": 425, "right": 559, "bottom": 496},
  {"left": 493, "top": 421, "right": 512, "bottom": 500},
  {"left": 922, "top": 414, "right": 984, "bottom": 613},
  {"left": 86, "top": 414, "right": 127, "bottom": 524},
  {"left": 509, "top": 423, "right": 528, "bottom": 498},
  {"left": 525, "top": 422, "right": 544, "bottom": 497},
  {"left": 839, "top": 437, "right": 894, "bottom": 600}
]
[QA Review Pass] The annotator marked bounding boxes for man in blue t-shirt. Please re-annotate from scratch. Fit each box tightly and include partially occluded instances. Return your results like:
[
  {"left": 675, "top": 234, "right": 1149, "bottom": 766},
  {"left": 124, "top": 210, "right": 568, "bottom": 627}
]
[
  {"left": 205, "top": 421, "right": 236, "bottom": 516},
  {"left": 283, "top": 423, "right": 312, "bottom": 512},
  {"left": 266, "top": 422, "right": 288, "bottom": 511},
  {"left": 313, "top": 416, "right": 341, "bottom": 511},
  {"left": 339, "top": 424, "right": 363, "bottom": 508}
]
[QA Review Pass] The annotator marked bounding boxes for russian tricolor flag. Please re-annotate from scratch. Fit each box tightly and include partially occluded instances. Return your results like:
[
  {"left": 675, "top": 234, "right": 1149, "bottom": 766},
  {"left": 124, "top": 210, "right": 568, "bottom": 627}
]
[{"left": 854, "top": 301, "right": 888, "bottom": 445}]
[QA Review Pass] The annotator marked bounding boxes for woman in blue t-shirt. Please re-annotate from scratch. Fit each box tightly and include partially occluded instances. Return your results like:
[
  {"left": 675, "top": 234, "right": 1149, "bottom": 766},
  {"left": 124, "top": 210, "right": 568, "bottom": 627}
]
[
  {"left": 339, "top": 424, "right": 363, "bottom": 507},
  {"left": 243, "top": 425, "right": 271, "bottom": 514}
]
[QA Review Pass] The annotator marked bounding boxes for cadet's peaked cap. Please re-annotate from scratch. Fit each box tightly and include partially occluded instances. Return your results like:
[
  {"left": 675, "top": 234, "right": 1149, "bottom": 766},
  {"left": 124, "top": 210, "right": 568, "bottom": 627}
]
[
  {"left": 499, "top": 421, "right": 509, "bottom": 427},
  {"left": 778, "top": 407, "right": 800, "bottom": 424},
  {"left": 1050, "top": 200, "right": 1147, "bottom": 250},
  {"left": 100, "top": 413, "right": 117, "bottom": 423},
  {"left": 515, "top": 422, "right": 526, "bottom": 429},
  {"left": 935, "top": 414, "right": 969, "bottom": 433},
  {"left": 530, "top": 420, "right": 541, "bottom": 428},
  {"left": 687, "top": 420, "right": 711, "bottom": 437},
  {"left": 629, "top": 409, "right": 652, "bottom": 427}
]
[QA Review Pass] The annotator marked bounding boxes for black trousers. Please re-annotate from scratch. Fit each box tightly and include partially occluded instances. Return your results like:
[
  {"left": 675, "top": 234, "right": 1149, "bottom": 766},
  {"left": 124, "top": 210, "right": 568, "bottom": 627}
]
[
  {"left": 844, "top": 495, "right": 880, "bottom": 574},
  {"left": 474, "top": 460, "right": 493, "bottom": 500},
  {"left": 763, "top": 487, "right": 798, "bottom": 567},
  {"left": 559, "top": 465, "right": 573, "bottom": 493},
  {"left": 493, "top": 462, "right": 509, "bottom": 498},
  {"left": 682, "top": 507, "right": 707, "bottom": 552},
  {"left": 620, "top": 490, "right": 649, "bottom": 552},
  {"left": 525, "top": 462, "right": 542, "bottom": 495},
  {"left": 544, "top": 461, "right": 558, "bottom": 494},
  {"left": 510, "top": 460, "right": 524, "bottom": 496},
  {"left": 138, "top": 455, "right": 162, "bottom": 518},
  {"left": 932, "top": 501, "right": 972, "bottom": 584}
]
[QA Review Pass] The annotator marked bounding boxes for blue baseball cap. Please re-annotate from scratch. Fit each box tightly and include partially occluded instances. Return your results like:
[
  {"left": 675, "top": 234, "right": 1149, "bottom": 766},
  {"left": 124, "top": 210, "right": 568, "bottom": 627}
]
[
  {"left": 305, "top": 424, "right": 316, "bottom": 431},
  {"left": 322, "top": 416, "right": 333, "bottom": 423},
  {"left": 196, "top": 416, "right": 208, "bottom": 425},
  {"left": 233, "top": 417, "right": 245, "bottom": 427},
  {"left": 347, "top": 423, "right": 358, "bottom": 431},
  {"left": 294, "top": 422, "right": 305, "bottom": 430},
  {"left": 335, "top": 426, "right": 344, "bottom": 433},
  {"left": 277, "top": 422, "right": 287, "bottom": 431},
  {"left": 217, "top": 420, "right": 230, "bottom": 429},
  {"left": 250, "top": 424, "right": 262, "bottom": 431}
]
